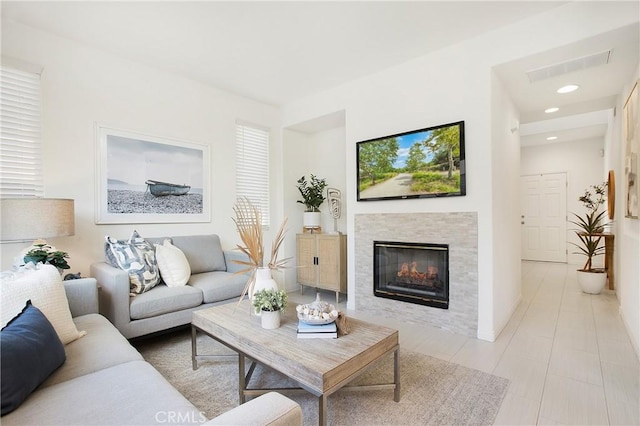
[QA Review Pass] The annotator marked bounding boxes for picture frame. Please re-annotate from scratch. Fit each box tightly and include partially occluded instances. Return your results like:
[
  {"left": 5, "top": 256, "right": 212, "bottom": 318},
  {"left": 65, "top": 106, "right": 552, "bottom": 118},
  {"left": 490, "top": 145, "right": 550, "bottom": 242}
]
[
  {"left": 95, "top": 124, "right": 211, "bottom": 224},
  {"left": 357, "top": 121, "right": 465, "bottom": 201},
  {"left": 623, "top": 81, "right": 639, "bottom": 219}
]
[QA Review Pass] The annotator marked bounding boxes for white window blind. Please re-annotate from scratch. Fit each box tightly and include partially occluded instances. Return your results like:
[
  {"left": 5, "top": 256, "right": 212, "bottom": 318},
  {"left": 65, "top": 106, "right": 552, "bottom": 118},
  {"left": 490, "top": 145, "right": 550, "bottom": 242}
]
[
  {"left": 0, "top": 65, "right": 43, "bottom": 197},
  {"left": 236, "top": 121, "right": 270, "bottom": 227}
]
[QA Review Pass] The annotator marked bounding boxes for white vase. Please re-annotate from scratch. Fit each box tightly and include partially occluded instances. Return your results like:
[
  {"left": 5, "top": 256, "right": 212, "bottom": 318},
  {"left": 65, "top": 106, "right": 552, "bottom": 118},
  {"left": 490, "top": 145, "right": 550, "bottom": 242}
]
[
  {"left": 303, "top": 211, "right": 321, "bottom": 228},
  {"left": 577, "top": 270, "right": 607, "bottom": 294},
  {"left": 251, "top": 267, "right": 279, "bottom": 315},
  {"left": 260, "top": 310, "right": 281, "bottom": 329}
]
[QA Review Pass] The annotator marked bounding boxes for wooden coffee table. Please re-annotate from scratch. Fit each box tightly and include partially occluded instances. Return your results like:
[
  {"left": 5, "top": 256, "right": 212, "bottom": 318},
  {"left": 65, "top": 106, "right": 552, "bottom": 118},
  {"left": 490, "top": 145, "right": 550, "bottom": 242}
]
[{"left": 191, "top": 301, "right": 400, "bottom": 426}]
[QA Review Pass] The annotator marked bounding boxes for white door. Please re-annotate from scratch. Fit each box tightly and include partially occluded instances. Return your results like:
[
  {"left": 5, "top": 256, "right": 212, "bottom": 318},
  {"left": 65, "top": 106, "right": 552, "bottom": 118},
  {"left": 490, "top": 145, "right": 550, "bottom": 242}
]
[{"left": 521, "top": 173, "right": 567, "bottom": 262}]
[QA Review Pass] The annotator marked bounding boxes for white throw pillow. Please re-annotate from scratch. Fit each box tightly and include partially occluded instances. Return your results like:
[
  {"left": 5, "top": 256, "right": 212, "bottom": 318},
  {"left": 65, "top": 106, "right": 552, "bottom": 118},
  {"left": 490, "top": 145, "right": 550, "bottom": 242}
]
[
  {"left": 155, "top": 240, "right": 191, "bottom": 287},
  {"left": 1, "top": 264, "right": 86, "bottom": 344}
]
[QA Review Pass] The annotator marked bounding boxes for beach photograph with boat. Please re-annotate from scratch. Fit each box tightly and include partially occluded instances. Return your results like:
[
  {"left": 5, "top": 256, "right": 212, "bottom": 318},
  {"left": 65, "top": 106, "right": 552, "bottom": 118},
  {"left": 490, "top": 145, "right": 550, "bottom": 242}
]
[{"left": 96, "top": 125, "right": 210, "bottom": 223}]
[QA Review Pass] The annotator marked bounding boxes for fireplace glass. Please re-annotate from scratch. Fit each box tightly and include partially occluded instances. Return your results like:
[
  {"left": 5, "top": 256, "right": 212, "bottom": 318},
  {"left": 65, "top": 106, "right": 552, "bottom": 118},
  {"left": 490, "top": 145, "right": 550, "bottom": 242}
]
[{"left": 373, "top": 241, "right": 449, "bottom": 309}]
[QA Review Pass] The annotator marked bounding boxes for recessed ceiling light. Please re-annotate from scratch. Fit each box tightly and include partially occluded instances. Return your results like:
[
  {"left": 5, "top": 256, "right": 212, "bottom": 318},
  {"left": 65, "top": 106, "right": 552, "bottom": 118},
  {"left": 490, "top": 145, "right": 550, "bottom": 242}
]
[
  {"left": 557, "top": 84, "right": 579, "bottom": 94},
  {"left": 546, "top": 136, "right": 558, "bottom": 141},
  {"left": 545, "top": 107, "right": 559, "bottom": 113}
]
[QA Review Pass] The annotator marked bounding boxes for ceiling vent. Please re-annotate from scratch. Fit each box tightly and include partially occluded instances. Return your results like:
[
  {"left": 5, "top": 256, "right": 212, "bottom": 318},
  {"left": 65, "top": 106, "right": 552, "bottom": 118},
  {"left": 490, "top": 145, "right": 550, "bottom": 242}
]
[{"left": 526, "top": 50, "right": 611, "bottom": 83}]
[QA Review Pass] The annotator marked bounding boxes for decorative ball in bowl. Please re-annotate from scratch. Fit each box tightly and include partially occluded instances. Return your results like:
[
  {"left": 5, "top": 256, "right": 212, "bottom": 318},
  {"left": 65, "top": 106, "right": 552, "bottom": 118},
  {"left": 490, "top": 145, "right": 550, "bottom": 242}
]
[{"left": 296, "top": 294, "right": 339, "bottom": 325}]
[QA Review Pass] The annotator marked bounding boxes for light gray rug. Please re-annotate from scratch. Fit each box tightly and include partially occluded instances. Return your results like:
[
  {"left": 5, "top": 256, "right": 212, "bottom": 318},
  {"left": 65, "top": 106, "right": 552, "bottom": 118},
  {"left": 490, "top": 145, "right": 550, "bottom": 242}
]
[{"left": 135, "top": 329, "right": 509, "bottom": 426}]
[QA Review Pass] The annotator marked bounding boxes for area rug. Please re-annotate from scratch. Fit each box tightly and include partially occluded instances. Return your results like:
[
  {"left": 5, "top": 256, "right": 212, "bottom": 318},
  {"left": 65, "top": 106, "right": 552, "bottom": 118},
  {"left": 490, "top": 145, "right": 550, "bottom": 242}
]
[{"left": 134, "top": 329, "right": 509, "bottom": 426}]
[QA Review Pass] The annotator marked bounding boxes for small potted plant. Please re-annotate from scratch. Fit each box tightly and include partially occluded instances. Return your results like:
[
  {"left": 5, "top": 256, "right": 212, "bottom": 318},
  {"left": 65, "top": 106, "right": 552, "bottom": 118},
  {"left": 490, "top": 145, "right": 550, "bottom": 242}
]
[
  {"left": 252, "top": 288, "right": 288, "bottom": 329},
  {"left": 296, "top": 174, "right": 328, "bottom": 228},
  {"left": 22, "top": 241, "right": 70, "bottom": 273},
  {"left": 569, "top": 182, "right": 608, "bottom": 294}
]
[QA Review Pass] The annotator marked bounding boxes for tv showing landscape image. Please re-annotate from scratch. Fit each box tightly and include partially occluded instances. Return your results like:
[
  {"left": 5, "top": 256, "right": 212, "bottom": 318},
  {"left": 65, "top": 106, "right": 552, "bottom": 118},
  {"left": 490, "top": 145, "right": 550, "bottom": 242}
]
[{"left": 357, "top": 121, "right": 465, "bottom": 201}]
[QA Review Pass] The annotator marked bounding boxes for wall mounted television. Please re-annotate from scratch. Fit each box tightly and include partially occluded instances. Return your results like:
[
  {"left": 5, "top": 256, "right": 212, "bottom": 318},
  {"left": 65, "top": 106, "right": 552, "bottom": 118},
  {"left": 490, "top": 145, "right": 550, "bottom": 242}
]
[{"left": 357, "top": 120, "right": 465, "bottom": 201}]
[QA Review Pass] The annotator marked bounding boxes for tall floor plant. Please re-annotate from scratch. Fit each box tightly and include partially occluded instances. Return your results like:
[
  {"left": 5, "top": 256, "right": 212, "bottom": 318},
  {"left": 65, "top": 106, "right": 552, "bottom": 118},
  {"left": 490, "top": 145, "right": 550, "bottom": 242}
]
[{"left": 569, "top": 182, "right": 607, "bottom": 271}]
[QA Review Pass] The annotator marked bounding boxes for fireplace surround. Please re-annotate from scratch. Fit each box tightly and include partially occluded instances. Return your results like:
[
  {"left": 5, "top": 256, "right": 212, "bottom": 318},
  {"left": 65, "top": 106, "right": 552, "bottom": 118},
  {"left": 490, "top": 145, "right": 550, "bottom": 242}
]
[{"left": 355, "top": 212, "right": 478, "bottom": 337}]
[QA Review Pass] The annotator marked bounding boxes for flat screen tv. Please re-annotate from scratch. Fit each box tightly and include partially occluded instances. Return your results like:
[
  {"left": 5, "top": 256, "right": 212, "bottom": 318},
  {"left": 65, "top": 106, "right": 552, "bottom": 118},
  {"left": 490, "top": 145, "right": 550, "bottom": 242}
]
[{"left": 357, "top": 121, "right": 465, "bottom": 201}]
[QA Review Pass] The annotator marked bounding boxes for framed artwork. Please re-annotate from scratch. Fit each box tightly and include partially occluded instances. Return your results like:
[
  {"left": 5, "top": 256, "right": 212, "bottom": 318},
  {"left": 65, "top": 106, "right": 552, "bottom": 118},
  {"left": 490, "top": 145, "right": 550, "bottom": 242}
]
[
  {"left": 357, "top": 121, "right": 465, "bottom": 201},
  {"left": 95, "top": 124, "right": 210, "bottom": 224},
  {"left": 624, "top": 81, "right": 639, "bottom": 219}
]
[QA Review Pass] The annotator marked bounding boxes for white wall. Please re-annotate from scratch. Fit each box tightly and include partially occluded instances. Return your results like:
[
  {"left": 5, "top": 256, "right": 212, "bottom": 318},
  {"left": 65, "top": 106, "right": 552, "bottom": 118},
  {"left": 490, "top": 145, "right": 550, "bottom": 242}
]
[
  {"left": 607, "top": 68, "right": 640, "bottom": 359},
  {"left": 490, "top": 72, "right": 522, "bottom": 340},
  {"left": 0, "top": 20, "right": 282, "bottom": 276},
  {"left": 521, "top": 138, "right": 606, "bottom": 266},
  {"left": 282, "top": 2, "right": 638, "bottom": 340}
]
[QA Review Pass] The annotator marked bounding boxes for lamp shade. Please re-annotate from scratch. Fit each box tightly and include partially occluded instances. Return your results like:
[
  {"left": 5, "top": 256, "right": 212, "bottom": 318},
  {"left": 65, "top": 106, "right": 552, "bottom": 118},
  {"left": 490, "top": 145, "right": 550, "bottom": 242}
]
[{"left": 1, "top": 198, "right": 75, "bottom": 242}]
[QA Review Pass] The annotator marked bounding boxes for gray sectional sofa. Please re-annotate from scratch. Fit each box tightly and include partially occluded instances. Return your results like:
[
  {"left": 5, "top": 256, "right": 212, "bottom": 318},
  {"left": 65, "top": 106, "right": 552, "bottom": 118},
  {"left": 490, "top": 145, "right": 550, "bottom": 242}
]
[
  {"left": 91, "top": 234, "right": 249, "bottom": 339},
  {"left": 3, "top": 277, "right": 302, "bottom": 425}
]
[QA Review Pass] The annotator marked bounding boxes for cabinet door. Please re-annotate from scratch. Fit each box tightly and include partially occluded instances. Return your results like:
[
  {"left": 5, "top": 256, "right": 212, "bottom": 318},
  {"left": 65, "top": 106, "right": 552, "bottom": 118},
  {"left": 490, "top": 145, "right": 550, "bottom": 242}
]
[
  {"left": 296, "top": 234, "right": 316, "bottom": 285},
  {"left": 316, "top": 235, "right": 341, "bottom": 290}
]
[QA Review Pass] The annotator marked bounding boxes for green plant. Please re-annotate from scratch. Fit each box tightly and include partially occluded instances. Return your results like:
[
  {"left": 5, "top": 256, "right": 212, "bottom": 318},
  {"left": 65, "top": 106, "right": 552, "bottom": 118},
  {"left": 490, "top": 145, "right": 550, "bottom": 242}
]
[
  {"left": 251, "top": 288, "right": 288, "bottom": 312},
  {"left": 569, "top": 182, "right": 607, "bottom": 271},
  {"left": 23, "top": 243, "right": 70, "bottom": 270},
  {"left": 296, "top": 174, "right": 328, "bottom": 212}
]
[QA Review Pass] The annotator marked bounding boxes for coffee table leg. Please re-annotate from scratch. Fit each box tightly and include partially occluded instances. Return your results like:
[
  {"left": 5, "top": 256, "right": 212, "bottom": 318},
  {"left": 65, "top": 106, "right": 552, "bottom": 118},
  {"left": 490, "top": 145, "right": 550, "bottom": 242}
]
[
  {"left": 238, "top": 353, "right": 246, "bottom": 404},
  {"left": 318, "top": 394, "right": 327, "bottom": 426},
  {"left": 394, "top": 348, "right": 400, "bottom": 402},
  {"left": 191, "top": 326, "right": 197, "bottom": 370}
]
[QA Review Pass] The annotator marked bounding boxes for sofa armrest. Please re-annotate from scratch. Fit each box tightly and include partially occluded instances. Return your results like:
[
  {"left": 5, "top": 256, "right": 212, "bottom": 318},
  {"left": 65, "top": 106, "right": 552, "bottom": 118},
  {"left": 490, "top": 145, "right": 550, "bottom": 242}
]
[
  {"left": 224, "top": 250, "right": 251, "bottom": 274},
  {"left": 90, "top": 262, "right": 131, "bottom": 331},
  {"left": 204, "top": 392, "right": 302, "bottom": 426},
  {"left": 63, "top": 278, "right": 99, "bottom": 317}
]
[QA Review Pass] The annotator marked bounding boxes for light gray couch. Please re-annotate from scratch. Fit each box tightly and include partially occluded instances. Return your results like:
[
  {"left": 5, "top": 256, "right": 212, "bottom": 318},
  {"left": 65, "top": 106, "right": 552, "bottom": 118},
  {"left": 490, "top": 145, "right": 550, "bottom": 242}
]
[
  {"left": 2, "top": 277, "right": 302, "bottom": 425},
  {"left": 91, "top": 234, "right": 249, "bottom": 339}
]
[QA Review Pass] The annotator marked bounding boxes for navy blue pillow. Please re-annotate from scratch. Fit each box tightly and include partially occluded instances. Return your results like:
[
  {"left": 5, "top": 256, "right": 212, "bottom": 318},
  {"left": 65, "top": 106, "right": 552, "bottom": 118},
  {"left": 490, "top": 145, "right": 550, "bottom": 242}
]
[{"left": 1, "top": 300, "right": 66, "bottom": 416}]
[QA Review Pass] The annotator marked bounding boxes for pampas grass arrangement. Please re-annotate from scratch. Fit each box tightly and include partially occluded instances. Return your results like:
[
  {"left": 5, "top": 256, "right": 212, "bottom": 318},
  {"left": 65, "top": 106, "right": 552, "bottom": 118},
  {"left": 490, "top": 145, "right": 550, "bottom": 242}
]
[{"left": 232, "top": 197, "right": 290, "bottom": 306}]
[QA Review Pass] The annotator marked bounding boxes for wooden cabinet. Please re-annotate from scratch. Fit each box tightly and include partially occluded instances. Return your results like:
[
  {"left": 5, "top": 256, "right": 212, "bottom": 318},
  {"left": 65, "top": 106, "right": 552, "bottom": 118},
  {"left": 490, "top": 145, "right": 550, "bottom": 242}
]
[{"left": 296, "top": 233, "right": 346, "bottom": 303}]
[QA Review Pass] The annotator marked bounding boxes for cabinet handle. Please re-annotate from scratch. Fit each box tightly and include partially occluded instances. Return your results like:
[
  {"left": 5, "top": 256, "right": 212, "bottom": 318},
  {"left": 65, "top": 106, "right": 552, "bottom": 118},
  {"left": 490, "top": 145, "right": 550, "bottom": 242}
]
[{"left": 314, "top": 256, "right": 318, "bottom": 265}]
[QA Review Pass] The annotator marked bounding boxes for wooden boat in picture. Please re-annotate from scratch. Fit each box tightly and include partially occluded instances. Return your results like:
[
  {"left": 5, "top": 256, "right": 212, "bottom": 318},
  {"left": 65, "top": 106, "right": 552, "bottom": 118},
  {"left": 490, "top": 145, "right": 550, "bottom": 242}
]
[{"left": 145, "top": 180, "right": 191, "bottom": 196}]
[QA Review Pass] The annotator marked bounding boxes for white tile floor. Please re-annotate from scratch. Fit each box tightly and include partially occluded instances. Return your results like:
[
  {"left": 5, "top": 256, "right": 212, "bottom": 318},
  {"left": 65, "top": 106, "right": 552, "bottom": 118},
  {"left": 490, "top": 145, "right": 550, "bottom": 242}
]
[{"left": 290, "top": 261, "right": 640, "bottom": 425}]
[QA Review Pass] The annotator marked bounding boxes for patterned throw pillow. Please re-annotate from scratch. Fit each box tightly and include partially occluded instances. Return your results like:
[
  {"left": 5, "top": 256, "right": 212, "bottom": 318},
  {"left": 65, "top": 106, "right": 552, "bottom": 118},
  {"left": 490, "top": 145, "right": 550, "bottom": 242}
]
[{"left": 105, "top": 230, "right": 160, "bottom": 296}]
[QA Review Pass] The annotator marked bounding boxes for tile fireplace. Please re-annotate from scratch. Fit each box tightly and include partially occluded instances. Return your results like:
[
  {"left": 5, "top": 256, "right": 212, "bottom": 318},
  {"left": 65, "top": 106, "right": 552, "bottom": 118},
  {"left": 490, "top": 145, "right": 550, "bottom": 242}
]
[{"left": 355, "top": 212, "right": 478, "bottom": 337}]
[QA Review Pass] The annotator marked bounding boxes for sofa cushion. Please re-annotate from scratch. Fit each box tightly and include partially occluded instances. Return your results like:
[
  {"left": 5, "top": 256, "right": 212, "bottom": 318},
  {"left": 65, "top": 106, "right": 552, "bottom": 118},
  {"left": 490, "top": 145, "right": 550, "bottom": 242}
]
[
  {"left": 42, "top": 314, "right": 143, "bottom": 388},
  {"left": 1, "top": 361, "right": 204, "bottom": 426},
  {"left": 1, "top": 301, "right": 66, "bottom": 415},
  {"left": 1, "top": 264, "right": 86, "bottom": 345},
  {"left": 172, "top": 234, "right": 226, "bottom": 274},
  {"left": 189, "top": 271, "right": 248, "bottom": 304},
  {"left": 105, "top": 230, "right": 160, "bottom": 295},
  {"left": 130, "top": 284, "right": 203, "bottom": 320},
  {"left": 155, "top": 239, "right": 191, "bottom": 287}
]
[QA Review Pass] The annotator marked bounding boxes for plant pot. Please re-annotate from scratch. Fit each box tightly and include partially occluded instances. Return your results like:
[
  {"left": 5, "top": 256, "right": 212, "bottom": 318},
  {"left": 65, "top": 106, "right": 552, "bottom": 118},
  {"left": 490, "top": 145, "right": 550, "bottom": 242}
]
[
  {"left": 303, "top": 211, "right": 321, "bottom": 228},
  {"left": 577, "top": 269, "right": 607, "bottom": 294},
  {"left": 260, "top": 310, "right": 281, "bottom": 329}
]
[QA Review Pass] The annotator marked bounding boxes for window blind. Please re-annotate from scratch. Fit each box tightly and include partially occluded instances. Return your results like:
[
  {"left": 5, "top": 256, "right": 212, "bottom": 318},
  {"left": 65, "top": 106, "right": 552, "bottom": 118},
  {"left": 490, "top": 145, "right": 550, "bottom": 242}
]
[
  {"left": 236, "top": 122, "right": 270, "bottom": 228},
  {"left": 0, "top": 65, "right": 43, "bottom": 197}
]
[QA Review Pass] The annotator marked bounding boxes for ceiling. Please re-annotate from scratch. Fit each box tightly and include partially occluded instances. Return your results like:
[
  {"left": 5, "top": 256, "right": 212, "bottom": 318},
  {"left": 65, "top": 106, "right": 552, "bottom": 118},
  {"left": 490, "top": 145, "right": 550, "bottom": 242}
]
[{"left": 2, "top": 1, "right": 638, "bottom": 145}]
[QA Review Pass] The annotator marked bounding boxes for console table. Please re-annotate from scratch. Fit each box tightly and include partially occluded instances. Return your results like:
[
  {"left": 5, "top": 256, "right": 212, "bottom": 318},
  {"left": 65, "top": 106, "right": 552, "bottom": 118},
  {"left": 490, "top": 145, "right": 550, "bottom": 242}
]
[{"left": 595, "top": 233, "right": 615, "bottom": 290}]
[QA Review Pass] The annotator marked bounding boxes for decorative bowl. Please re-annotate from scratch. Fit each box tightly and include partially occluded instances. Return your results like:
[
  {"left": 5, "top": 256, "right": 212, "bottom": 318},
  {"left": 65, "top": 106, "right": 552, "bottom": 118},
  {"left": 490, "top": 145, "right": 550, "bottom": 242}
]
[
  {"left": 297, "top": 314, "right": 336, "bottom": 325},
  {"left": 296, "top": 293, "right": 339, "bottom": 325}
]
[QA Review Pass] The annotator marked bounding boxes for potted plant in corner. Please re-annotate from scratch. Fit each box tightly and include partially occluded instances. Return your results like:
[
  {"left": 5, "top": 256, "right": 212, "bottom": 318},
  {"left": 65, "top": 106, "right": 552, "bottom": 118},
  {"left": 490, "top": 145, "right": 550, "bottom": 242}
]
[
  {"left": 569, "top": 182, "right": 608, "bottom": 294},
  {"left": 296, "top": 174, "right": 328, "bottom": 229},
  {"left": 252, "top": 288, "right": 288, "bottom": 329}
]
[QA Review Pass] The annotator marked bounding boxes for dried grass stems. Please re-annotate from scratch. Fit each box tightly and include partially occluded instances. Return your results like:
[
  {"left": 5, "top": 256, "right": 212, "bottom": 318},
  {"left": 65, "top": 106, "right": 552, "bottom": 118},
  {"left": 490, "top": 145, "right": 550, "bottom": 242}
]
[{"left": 232, "top": 197, "right": 291, "bottom": 306}]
